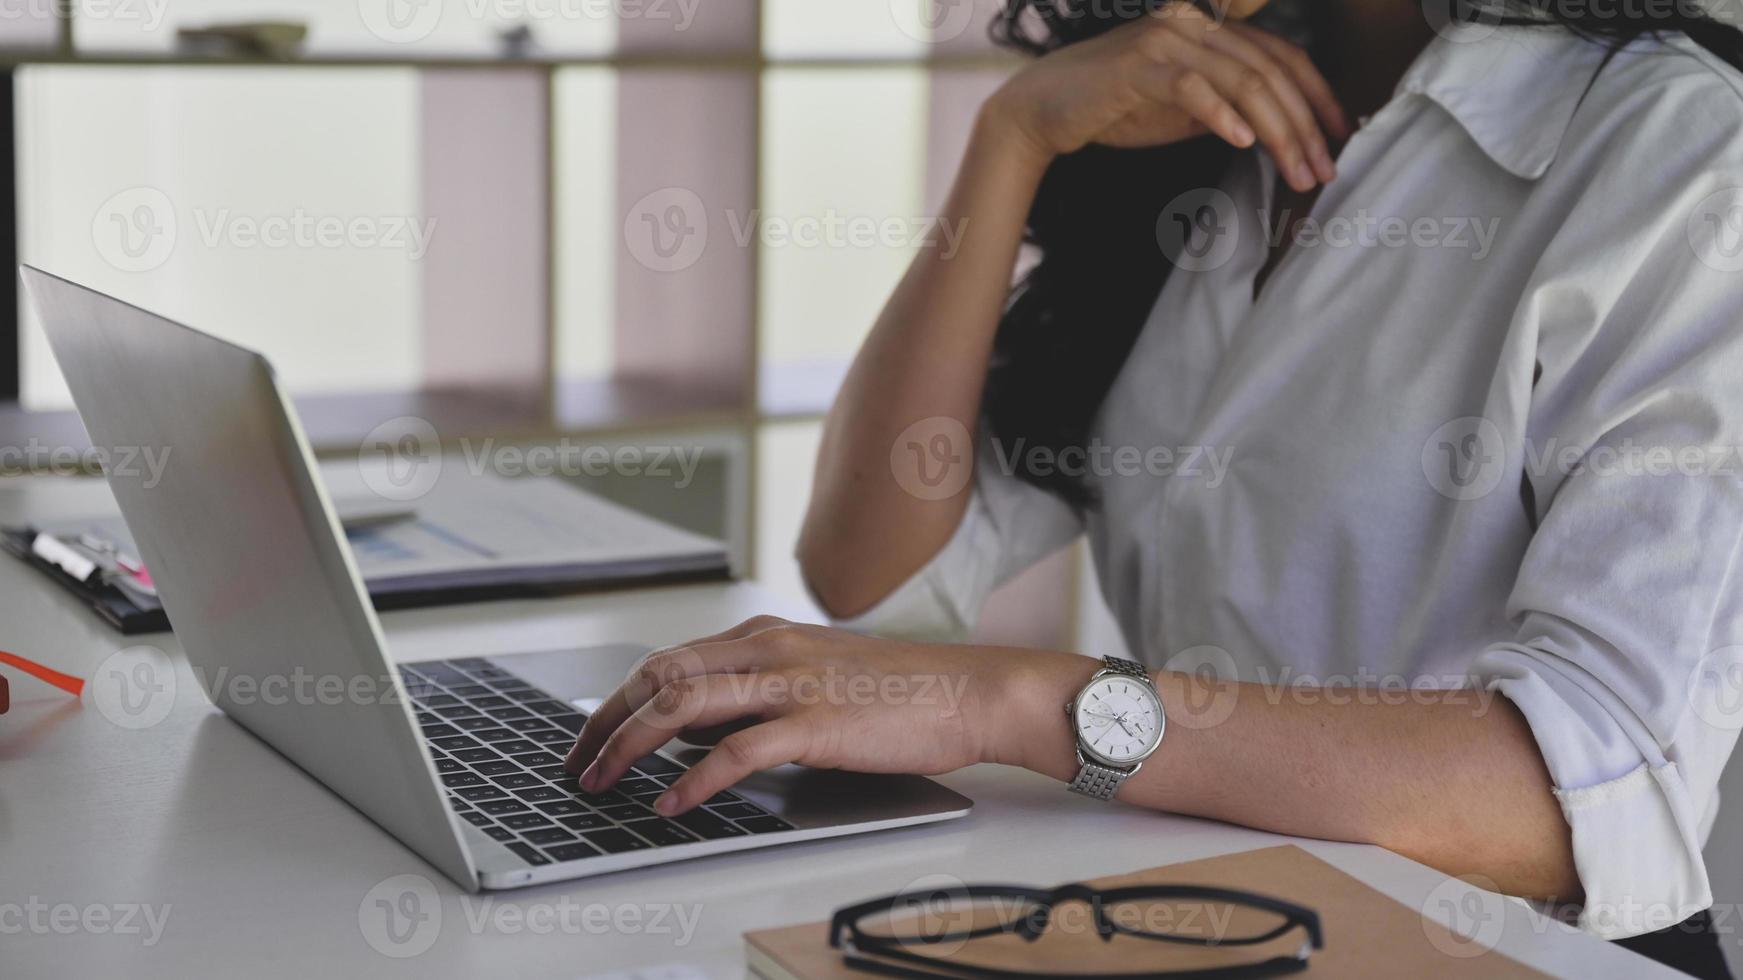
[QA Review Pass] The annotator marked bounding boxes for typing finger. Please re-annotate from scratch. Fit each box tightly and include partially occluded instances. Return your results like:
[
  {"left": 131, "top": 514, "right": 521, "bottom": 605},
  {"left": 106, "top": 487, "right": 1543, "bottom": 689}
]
[
  {"left": 581, "top": 673, "right": 773, "bottom": 791},
  {"left": 652, "top": 720, "right": 811, "bottom": 816}
]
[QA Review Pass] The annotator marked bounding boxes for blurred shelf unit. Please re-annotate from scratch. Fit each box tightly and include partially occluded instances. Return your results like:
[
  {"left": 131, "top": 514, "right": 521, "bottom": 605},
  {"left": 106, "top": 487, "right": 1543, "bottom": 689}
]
[{"left": 0, "top": 22, "right": 1019, "bottom": 456}]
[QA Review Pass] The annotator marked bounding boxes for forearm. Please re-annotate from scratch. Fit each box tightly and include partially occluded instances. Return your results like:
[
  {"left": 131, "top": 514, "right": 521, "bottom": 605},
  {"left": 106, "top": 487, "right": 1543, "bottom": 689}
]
[
  {"left": 798, "top": 112, "right": 1050, "bottom": 618},
  {"left": 993, "top": 654, "right": 1581, "bottom": 900}
]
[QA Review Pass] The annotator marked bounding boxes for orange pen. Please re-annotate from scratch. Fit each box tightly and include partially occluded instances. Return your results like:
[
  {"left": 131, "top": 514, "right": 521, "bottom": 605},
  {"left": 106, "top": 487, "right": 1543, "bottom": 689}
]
[{"left": 0, "top": 651, "right": 86, "bottom": 714}]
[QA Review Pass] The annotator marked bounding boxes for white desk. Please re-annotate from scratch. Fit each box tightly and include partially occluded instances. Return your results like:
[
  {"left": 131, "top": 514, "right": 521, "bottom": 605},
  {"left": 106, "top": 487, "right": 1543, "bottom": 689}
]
[{"left": 0, "top": 481, "right": 1675, "bottom": 979}]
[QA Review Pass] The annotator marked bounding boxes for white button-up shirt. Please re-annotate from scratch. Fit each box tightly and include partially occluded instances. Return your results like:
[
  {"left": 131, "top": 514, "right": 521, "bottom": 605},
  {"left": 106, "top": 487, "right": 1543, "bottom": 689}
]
[{"left": 840, "top": 26, "right": 1743, "bottom": 939}]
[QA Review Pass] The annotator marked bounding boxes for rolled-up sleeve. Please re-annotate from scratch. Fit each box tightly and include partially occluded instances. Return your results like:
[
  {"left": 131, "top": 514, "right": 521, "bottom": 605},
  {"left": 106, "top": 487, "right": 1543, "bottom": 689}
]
[
  {"left": 829, "top": 439, "right": 1086, "bottom": 642},
  {"left": 1474, "top": 71, "right": 1743, "bottom": 939}
]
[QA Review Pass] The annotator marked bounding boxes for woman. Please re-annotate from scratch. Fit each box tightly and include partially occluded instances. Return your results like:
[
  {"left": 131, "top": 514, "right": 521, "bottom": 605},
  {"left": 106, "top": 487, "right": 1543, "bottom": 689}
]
[{"left": 569, "top": 0, "right": 1743, "bottom": 973}]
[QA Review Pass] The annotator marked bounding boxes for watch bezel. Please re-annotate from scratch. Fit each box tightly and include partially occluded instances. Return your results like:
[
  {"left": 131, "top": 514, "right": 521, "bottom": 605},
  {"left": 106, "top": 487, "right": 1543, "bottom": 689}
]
[{"left": 1070, "top": 670, "right": 1166, "bottom": 769}]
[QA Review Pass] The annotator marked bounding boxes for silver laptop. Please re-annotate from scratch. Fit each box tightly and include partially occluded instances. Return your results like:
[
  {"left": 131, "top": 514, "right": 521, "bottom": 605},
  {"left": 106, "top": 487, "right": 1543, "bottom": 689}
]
[{"left": 22, "top": 265, "right": 972, "bottom": 890}]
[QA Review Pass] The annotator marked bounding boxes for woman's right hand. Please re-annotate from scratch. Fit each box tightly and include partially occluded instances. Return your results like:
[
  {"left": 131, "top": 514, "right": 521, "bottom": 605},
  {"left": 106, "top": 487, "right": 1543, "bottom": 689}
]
[{"left": 982, "top": 4, "right": 1351, "bottom": 191}]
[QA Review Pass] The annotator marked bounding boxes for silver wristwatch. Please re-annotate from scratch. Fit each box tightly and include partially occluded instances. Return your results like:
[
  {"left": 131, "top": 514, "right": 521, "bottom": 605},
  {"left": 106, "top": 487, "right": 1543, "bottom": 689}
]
[{"left": 1065, "top": 656, "right": 1165, "bottom": 801}]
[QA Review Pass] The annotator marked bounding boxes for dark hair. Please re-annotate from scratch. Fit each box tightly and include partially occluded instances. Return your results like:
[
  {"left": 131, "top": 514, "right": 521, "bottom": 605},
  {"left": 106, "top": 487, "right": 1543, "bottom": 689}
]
[{"left": 983, "top": 0, "right": 1743, "bottom": 507}]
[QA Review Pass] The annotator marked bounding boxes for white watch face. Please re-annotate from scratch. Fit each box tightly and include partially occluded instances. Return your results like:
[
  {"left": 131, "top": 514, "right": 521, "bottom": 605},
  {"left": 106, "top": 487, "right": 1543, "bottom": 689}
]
[{"left": 1074, "top": 674, "right": 1164, "bottom": 766}]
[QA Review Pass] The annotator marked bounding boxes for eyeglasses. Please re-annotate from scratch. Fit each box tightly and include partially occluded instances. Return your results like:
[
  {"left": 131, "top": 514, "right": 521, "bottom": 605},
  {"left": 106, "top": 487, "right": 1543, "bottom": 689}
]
[{"left": 829, "top": 880, "right": 1322, "bottom": 980}]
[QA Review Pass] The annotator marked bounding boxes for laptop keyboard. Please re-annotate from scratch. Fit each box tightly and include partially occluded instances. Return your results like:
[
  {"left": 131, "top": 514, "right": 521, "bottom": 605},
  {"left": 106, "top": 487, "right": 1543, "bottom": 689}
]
[{"left": 399, "top": 657, "right": 796, "bottom": 867}]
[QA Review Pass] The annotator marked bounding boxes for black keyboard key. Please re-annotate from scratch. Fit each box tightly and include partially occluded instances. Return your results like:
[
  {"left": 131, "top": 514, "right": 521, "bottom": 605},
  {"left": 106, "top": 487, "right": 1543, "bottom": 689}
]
[
  {"left": 632, "top": 755, "right": 685, "bottom": 776},
  {"left": 442, "top": 773, "right": 486, "bottom": 788},
  {"left": 527, "top": 700, "right": 574, "bottom": 716},
  {"left": 600, "top": 802, "right": 654, "bottom": 822},
  {"left": 533, "top": 765, "right": 574, "bottom": 780},
  {"left": 500, "top": 812, "right": 554, "bottom": 830},
  {"left": 457, "top": 786, "right": 510, "bottom": 802},
  {"left": 511, "top": 751, "right": 565, "bottom": 769},
  {"left": 461, "top": 810, "right": 493, "bottom": 827},
  {"left": 451, "top": 747, "right": 498, "bottom": 764},
  {"left": 472, "top": 728, "right": 519, "bottom": 743},
  {"left": 506, "top": 842, "right": 551, "bottom": 866},
  {"left": 544, "top": 842, "right": 600, "bottom": 862},
  {"left": 448, "top": 796, "right": 471, "bottom": 811},
  {"left": 617, "top": 777, "right": 663, "bottom": 797},
  {"left": 484, "top": 826, "right": 516, "bottom": 842},
  {"left": 430, "top": 735, "right": 481, "bottom": 752},
  {"left": 704, "top": 791, "right": 742, "bottom": 807},
  {"left": 452, "top": 657, "right": 492, "bottom": 670},
  {"left": 526, "top": 730, "right": 573, "bottom": 746},
  {"left": 579, "top": 790, "right": 630, "bottom": 808},
  {"left": 547, "top": 713, "right": 588, "bottom": 734},
  {"left": 447, "top": 684, "right": 491, "bottom": 698},
  {"left": 434, "top": 758, "right": 464, "bottom": 774},
  {"left": 420, "top": 723, "right": 458, "bottom": 739},
  {"left": 583, "top": 829, "right": 651, "bottom": 853},
  {"left": 477, "top": 798, "right": 532, "bottom": 815},
  {"left": 434, "top": 704, "right": 482, "bottom": 719},
  {"left": 506, "top": 717, "right": 553, "bottom": 732},
  {"left": 558, "top": 813, "right": 613, "bottom": 830},
  {"left": 522, "top": 827, "right": 577, "bottom": 845},
  {"left": 485, "top": 707, "right": 533, "bottom": 720},
  {"left": 535, "top": 800, "right": 589, "bottom": 817},
  {"left": 451, "top": 715, "right": 498, "bottom": 731},
  {"left": 415, "top": 663, "right": 471, "bottom": 685},
  {"left": 492, "top": 739, "right": 541, "bottom": 756},
  {"left": 418, "top": 694, "right": 462, "bottom": 709},
  {"left": 623, "top": 819, "right": 698, "bottom": 847},
  {"left": 469, "top": 695, "right": 512, "bottom": 708},
  {"left": 473, "top": 761, "right": 519, "bottom": 776},
  {"left": 512, "top": 786, "right": 565, "bottom": 803},
  {"left": 673, "top": 809, "right": 747, "bottom": 839},
  {"left": 415, "top": 711, "right": 440, "bottom": 726},
  {"left": 490, "top": 772, "right": 541, "bottom": 790},
  {"left": 710, "top": 801, "right": 767, "bottom": 820},
  {"left": 738, "top": 815, "right": 796, "bottom": 834}
]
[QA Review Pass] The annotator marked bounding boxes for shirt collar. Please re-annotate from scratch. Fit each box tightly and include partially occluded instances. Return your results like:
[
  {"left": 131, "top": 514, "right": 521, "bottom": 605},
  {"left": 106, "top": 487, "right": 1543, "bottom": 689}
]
[{"left": 1392, "top": 24, "right": 1612, "bottom": 180}]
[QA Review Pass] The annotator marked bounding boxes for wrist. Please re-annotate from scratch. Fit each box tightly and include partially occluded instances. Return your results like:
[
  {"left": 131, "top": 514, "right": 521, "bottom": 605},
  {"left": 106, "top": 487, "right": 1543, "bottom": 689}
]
[
  {"left": 971, "top": 95, "right": 1056, "bottom": 186},
  {"left": 983, "top": 649, "right": 1101, "bottom": 775}
]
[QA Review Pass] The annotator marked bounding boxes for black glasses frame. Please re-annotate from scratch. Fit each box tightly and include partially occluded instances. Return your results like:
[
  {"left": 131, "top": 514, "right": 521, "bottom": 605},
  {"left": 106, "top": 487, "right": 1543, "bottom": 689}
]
[{"left": 829, "top": 882, "right": 1323, "bottom": 980}]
